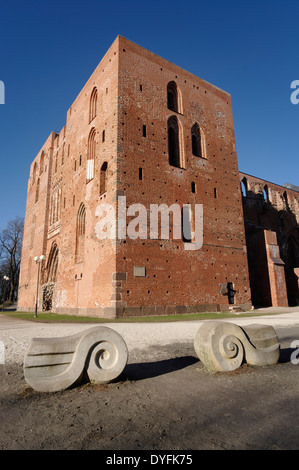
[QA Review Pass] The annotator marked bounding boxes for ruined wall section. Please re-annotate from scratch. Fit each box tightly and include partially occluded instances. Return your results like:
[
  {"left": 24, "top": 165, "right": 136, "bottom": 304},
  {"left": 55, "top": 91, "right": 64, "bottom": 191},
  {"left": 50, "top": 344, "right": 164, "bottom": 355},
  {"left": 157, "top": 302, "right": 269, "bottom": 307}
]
[{"left": 240, "top": 172, "right": 299, "bottom": 306}]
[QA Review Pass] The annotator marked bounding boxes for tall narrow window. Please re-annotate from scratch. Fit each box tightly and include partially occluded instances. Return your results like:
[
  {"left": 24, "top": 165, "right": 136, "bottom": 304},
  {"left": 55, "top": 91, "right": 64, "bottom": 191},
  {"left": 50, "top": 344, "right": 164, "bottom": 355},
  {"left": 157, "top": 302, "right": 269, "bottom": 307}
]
[
  {"left": 76, "top": 203, "right": 86, "bottom": 263},
  {"left": 168, "top": 116, "right": 183, "bottom": 168},
  {"left": 182, "top": 206, "right": 192, "bottom": 242},
  {"left": 142, "top": 125, "right": 147, "bottom": 137},
  {"left": 35, "top": 178, "right": 40, "bottom": 203},
  {"left": 191, "top": 182, "right": 196, "bottom": 193},
  {"left": 39, "top": 151, "right": 44, "bottom": 175},
  {"left": 89, "top": 87, "right": 97, "bottom": 123},
  {"left": 32, "top": 162, "right": 38, "bottom": 184},
  {"left": 139, "top": 168, "right": 143, "bottom": 181},
  {"left": 191, "top": 123, "right": 203, "bottom": 157},
  {"left": 167, "top": 81, "right": 181, "bottom": 113},
  {"left": 50, "top": 186, "right": 61, "bottom": 225},
  {"left": 241, "top": 178, "right": 248, "bottom": 197},
  {"left": 283, "top": 191, "right": 289, "bottom": 210},
  {"left": 263, "top": 185, "right": 268, "bottom": 202},
  {"left": 87, "top": 128, "right": 96, "bottom": 182},
  {"left": 100, "top": 162, "right": 108, "bottom": 195}
]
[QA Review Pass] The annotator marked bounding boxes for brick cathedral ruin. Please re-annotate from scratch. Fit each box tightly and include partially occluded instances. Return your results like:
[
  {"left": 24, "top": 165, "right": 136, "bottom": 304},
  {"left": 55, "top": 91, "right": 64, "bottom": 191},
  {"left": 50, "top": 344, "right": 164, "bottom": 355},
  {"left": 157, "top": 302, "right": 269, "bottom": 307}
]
[{"left": 17, "top": 36, "right": 299, "bottom": 317}]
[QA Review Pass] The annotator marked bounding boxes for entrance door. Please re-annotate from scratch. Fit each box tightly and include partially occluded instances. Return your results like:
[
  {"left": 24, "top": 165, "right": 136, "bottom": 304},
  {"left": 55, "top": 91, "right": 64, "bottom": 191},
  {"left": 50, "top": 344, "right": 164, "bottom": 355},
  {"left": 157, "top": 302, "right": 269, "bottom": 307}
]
[{"left": 227, "top": 282, "right": 235, "bottom": 304}]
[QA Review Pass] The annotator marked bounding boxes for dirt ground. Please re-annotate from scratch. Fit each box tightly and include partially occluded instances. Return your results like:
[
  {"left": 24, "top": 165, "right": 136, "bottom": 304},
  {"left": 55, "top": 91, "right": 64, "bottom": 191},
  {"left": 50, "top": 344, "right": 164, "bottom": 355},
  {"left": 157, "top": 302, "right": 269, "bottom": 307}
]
[{"left": 1, "top": 329, "right": 299, "bottom": 452}]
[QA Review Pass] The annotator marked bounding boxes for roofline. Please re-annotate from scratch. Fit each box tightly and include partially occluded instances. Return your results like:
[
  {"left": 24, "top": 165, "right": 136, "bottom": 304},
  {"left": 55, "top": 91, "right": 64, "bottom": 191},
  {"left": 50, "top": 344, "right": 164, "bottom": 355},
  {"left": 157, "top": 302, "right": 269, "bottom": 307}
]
[{"left": 239, "top": 171, "right": 299, "bottom": 194}]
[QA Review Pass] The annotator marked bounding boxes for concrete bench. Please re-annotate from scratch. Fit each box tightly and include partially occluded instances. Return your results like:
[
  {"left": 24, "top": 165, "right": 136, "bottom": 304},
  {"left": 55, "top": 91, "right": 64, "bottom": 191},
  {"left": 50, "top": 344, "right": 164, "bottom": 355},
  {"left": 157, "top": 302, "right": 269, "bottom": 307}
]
[
  {"left": 194, "top": 321, "right": 280, "bottom": 372},
  {"left": 24, "top": 326, "right": 128, "bottom": 392}
]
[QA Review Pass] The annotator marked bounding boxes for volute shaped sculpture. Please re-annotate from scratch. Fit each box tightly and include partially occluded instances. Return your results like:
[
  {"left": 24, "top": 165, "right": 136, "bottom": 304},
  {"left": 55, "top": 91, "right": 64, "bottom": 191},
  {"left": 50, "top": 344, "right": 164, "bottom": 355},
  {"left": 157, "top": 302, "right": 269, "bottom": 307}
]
[
  {"left": 194, "top": 321, "right": 280, "bottom": 372},
  {"left": 24, "top": 326, "right": 128, "bottom": 392}
]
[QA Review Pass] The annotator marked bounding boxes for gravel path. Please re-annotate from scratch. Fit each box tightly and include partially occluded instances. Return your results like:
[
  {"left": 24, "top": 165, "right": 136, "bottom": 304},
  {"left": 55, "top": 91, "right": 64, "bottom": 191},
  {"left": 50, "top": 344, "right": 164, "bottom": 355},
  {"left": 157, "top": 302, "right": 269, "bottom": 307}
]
[{"left": 1, "top": 308, "right": 299, "bottom": 365}]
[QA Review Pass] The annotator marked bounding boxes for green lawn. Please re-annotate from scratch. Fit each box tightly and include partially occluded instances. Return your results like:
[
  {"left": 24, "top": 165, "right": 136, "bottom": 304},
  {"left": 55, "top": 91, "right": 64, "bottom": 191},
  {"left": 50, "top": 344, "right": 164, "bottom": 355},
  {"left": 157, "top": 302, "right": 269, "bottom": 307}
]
[{"left": 0, "top": 309, "right": 285, "bottom": 324}]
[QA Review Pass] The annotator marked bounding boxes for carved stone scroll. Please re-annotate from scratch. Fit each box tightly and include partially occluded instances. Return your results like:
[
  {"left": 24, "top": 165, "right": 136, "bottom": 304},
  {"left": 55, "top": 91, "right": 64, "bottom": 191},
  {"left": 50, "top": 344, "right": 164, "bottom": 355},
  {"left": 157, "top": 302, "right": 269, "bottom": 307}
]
[
  {"left": 194, "top": 321, "right": 280, "bottom": 372},
  {"left": 24, "top": 326, "right": 128, "bottom": 392}
]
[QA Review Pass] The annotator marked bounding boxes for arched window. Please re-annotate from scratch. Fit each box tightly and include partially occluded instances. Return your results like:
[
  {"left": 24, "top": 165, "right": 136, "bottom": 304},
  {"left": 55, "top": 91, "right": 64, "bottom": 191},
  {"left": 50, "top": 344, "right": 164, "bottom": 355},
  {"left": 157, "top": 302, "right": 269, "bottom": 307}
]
[
  {"left": 76, "top": 203, "right": 86, "bottom": 263},
  {"left": 89, "top": 87, "right": 97, "bottom": 123},
  {"left": 35, "top": 178, "right": 40, "bottom": 203},
  {"left": 87, "top": 128, "right": 96, "bottom": 181},
  {"left": 39, "top": 151, "right": 44, "bottom": 175},
  {"left": 100, "top": 161, "right": 108, "bottom": 195},
  {"left": 168, "top": 116, "right": 184, "bottom": 168},
  {"left": 241, "top": 178, "right": 248, "bottom": 197},
  {"left": 263, "top": 185, "right": 269, "bottom": 202},
  {"left": 182, "top": 206, "right": 192, "bottom": 243},
  {"left": 50, "top": 185, "right": 61, "bottom": 225},
  {"left": 191, "top": 123, "right": 203, "bottom": 158},
  {"left": 47, "top": 243, "right": 59, "bottom": 283},
  {"left": 167, "top": 81, "right": 182, "bottom": 113},
  {"left": 283, "top": 191, "right": 290, "bottom": 211},
  {"left": 32, "top": 162, "right": 38, "bottom": 185}
]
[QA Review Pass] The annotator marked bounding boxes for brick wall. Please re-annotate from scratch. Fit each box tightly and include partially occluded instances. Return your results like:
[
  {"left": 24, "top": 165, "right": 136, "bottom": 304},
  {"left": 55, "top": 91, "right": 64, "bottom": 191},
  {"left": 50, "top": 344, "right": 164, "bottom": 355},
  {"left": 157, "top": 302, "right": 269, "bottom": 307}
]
[{"left": 18, "top": 36, "right": 254, "bottom": 317}]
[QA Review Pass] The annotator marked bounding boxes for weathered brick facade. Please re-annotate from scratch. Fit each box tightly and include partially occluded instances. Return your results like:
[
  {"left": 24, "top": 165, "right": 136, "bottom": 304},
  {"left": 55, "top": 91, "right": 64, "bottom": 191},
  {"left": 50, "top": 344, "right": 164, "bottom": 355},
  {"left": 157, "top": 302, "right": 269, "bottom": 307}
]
[
  {"left": 240, "top": 173, "right": 299, "bottom": 307},
  {"left": 17, "top": 36, "right": 298, "bottom": 317}
]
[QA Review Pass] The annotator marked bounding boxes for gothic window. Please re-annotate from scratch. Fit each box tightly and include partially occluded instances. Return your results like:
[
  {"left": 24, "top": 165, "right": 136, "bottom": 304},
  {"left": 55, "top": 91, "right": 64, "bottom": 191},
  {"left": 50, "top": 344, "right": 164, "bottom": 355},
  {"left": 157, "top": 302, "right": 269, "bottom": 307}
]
[
  {"left": 75, "top": 203, "right": 86, "bottom": 263},
  {"left": 50, "top": 185, "right": 61, "bottom": 225},
  {"left": 241, "top": 178, "right": 248, "bottom": 197},
  {"left": 100, "top": 162, "right": 108, "bottom": 195},
  {"left": 32, "top": 162, "right": 38, "bottom": 184},
  {"left": 283, "top": 191, "right": 290, "bottom": 211},
  {"left": 87, "top": 128, "right": 96, "bottom": 182},
  {"left": 168, "top": 116, "right": 184, "bottom": 168},
  {"left": 35, "top": 178, "right": 40, "bottom": 203},
  {"left": 89, "top": 87, "right": 97, "bottom": 123},
  {"left": 182, "top": 206, "right": 192, "bottom": 242},
  {"left": 39, "top": 151, "right": 44, "bottom": 174},
  {"left": 191, "top": 123, "right": 203, "bottom": 157},
  {"left": 47, "top": 242, "right": 59, "bottom": 283},
  {"left": 167, "top": 81, "right": 182, "bottom": 113},
  {"left": 263, "top": 185, "right": 269, "bottom": 202}
]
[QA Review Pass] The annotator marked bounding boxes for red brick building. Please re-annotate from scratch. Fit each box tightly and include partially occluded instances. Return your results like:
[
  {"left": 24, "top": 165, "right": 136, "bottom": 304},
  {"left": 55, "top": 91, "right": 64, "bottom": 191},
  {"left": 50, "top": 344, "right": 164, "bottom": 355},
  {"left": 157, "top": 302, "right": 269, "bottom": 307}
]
[{"left": 17, "top": 36, "right": 298, "bottom": 317}]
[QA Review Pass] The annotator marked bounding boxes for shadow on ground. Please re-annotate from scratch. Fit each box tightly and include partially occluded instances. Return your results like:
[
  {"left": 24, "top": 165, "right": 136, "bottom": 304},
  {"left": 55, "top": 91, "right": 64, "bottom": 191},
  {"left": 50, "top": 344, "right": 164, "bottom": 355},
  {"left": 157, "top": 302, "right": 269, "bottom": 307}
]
[{"left": 125, "top": 356, "right": 199, "bottom": 381}]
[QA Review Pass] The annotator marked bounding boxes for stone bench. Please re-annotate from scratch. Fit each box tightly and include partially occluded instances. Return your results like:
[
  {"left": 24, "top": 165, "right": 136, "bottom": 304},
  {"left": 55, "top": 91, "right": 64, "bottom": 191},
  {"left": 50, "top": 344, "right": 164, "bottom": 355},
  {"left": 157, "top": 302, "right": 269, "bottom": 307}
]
[
  {"left": 194, "top": 321, "right": 280, "bottom": 372},
  {"left": 24, "top": 326, "right": 128, "bottom": 392}
]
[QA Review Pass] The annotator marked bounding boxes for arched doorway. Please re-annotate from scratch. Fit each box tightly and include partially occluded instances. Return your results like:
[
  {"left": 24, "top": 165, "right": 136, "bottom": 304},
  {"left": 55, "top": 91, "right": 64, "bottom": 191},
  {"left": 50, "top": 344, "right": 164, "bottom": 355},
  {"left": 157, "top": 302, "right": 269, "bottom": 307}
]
[{"left": 42, "top": 242, "right": 59, "bottom": 311}]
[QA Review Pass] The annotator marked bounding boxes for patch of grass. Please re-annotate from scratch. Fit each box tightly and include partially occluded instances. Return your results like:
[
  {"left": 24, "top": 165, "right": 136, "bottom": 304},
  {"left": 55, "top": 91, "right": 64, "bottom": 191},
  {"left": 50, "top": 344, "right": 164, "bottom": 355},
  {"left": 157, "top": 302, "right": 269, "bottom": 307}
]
[{"left": 0, "top": 309, "right": 286, "bottom": 324}]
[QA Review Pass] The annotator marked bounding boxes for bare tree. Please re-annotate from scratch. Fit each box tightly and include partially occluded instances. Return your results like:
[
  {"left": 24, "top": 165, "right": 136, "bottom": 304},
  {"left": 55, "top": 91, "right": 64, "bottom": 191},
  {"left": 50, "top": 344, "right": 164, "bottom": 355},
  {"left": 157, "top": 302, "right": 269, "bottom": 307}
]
[{"left": 0, "top": 217, "right": 24, "bottom": 302}]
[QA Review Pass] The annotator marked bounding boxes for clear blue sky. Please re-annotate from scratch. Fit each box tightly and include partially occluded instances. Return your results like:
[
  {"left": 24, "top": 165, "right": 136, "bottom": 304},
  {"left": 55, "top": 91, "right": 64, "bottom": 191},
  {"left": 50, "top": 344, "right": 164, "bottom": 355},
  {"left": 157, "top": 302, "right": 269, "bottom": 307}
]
[{"left": 0, "top": 0, "right": 298, "bottom": 231}]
